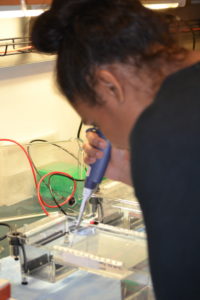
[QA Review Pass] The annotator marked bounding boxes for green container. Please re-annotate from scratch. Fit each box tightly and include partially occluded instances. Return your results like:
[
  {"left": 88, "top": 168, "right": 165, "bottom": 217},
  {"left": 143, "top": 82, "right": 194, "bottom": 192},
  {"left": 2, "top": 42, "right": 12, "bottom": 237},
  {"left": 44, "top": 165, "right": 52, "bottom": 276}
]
[{"left": 38, "top": 162, "right": 86, "bottom": 209}]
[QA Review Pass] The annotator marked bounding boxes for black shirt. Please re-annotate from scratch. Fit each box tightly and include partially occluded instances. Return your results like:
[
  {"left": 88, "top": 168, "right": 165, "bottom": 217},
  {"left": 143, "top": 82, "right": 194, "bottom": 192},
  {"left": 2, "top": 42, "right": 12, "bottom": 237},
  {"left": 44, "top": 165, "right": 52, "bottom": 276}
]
[{"left": 130, "top": 61, "right": 200, "bottom": 300}]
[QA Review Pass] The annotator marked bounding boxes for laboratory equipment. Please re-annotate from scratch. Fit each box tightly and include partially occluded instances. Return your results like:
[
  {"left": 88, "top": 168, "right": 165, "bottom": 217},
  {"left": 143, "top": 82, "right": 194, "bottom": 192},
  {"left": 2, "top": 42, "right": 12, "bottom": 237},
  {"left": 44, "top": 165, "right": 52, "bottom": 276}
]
[
  {"left": 76, "top": 128, "right": 111, "bottom": 228},
  {"left": 7, "top": 213, "right": 154, "bottom": 299},
  {"left": 0, "top": 138, "right": 85, "bottom": 221}
]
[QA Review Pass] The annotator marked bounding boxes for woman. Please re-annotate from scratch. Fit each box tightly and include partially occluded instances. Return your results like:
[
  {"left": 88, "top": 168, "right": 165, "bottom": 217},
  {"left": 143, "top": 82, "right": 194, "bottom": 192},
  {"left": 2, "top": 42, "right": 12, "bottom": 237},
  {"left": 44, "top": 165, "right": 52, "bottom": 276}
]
[{"left": 32, "top": 0, "right": 200, "bottom": 299}]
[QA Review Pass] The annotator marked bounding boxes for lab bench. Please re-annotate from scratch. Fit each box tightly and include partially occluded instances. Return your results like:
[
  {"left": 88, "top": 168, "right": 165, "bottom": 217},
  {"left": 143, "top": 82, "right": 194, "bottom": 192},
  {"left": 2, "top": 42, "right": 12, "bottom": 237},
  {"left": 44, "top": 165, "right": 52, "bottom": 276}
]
[{"left": 0, "top": 256, "right": 122, "bottom": 300}]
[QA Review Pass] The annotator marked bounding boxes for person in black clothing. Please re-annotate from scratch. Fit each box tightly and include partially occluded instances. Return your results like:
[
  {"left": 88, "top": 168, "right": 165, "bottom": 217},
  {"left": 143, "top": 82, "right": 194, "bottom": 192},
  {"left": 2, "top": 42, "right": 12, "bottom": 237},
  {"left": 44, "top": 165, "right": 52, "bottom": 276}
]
[{"left": 31, "top": 0, "right": 200, "bottom": 299}]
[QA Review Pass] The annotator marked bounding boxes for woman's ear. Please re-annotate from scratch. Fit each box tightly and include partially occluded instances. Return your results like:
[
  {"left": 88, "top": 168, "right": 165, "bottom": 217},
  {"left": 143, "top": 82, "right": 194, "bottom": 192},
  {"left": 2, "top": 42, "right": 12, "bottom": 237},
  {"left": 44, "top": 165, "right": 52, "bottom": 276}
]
[{"left": 95, "top": 69, "right": 124, "bottom": 104}]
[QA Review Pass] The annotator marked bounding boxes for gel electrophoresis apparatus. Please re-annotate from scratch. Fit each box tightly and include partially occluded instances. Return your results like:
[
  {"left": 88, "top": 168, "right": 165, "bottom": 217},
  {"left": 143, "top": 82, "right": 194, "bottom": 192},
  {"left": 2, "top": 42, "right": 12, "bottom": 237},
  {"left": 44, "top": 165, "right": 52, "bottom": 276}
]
[{"left": 8, "top": 213, "right": 153, "bottom": 300}]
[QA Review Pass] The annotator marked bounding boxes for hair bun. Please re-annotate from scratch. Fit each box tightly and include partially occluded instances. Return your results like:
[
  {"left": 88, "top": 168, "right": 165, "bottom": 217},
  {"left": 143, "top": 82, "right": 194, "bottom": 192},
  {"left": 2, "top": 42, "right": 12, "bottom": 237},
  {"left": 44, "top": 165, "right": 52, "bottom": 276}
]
[{"left": 31, "top": 10, "right": 65, "bottom": 53}]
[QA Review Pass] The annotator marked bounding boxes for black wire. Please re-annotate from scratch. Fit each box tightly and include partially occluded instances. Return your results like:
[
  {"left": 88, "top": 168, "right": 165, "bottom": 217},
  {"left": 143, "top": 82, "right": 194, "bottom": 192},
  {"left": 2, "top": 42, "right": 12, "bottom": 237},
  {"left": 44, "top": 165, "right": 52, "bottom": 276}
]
[
  {"left": 77, "top": 121, "right": 83, "bottom": 139},
  {"left": 27, "top": 139, "right": 85, "bottom": 182},
  {"left": 27, "top": 139, "right": 85, "bottom": 215},
  {"left": 0, "top": 223, "right": 11, "bottom": 241},
  {"left": 27, "top": 139, "right": 80, "bottom": 166},
  {"left": 47, "top": 173, "right": 77, "bottom": 215},
  {"left": 49, "top": 174, "right": 75, "bottom": 214}
]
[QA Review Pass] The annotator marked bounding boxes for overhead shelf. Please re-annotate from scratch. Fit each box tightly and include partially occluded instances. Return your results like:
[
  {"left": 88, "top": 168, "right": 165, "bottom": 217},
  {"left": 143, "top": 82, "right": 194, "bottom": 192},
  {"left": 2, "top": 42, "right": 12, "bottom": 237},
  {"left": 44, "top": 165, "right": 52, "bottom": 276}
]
[
  {"left": 0, "top": 0, "right": 51, "bottom": 4},
  {"left": 0, "top": 37, "right": 32, "bottom": 56},
  {"left": 0, "top": 36, "right": 55, "bottom": 68}
]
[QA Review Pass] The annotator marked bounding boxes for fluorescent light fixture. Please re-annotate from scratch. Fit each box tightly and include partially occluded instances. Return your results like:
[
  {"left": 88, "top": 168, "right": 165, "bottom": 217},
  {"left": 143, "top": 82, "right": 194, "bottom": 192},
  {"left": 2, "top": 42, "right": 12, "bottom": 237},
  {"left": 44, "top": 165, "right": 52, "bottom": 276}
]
[
  {"left": 0, "top": 9, "right": 44, "bottom": 19},
  {"left": 143, "top": 2, "right": 179, "bottom": 9}
]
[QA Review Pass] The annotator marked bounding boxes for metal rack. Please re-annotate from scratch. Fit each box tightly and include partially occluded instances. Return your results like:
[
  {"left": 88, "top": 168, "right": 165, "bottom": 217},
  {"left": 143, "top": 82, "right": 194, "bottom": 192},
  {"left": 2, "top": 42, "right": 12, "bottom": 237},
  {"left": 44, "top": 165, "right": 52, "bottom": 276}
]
[
  {"left": 0, "top": 21, "right": 199, "bottom": 58},
  {"left": 0, "top": 37, "right": 33, "bottom": 56}
]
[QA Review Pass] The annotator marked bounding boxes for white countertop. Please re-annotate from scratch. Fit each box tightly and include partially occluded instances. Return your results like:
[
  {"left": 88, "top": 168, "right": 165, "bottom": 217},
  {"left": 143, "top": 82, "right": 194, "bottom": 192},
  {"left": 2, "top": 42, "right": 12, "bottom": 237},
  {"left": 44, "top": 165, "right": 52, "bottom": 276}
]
[{"left": 0, "top": 256, "right": 121, "bottom": 300}]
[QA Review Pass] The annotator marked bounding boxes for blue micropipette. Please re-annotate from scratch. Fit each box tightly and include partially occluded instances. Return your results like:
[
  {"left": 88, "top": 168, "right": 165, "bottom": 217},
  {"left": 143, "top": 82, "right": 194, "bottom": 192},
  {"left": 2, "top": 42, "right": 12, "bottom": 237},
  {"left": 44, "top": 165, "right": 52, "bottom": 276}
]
[{"left": 76, "top": 128, "right": 111, "bottom": 228}]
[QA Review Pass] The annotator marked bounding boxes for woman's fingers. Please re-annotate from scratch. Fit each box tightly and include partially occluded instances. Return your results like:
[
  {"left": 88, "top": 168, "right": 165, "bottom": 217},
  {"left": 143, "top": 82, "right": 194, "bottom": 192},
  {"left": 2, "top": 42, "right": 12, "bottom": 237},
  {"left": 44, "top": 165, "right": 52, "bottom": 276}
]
[
  {"left": 83, "top": 131, "right": 107, "bottom": 164},
  {"left": 86, "top": 131, "right": 107, "bottom": 149}
]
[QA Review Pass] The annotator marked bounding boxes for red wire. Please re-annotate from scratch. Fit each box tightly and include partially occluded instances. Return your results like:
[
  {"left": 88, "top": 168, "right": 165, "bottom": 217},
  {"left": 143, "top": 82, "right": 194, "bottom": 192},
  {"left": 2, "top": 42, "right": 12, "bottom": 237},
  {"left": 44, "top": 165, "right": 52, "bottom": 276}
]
[
  {"left": 37, "top": 171, "right": 77, "bottom": 215},
  {"left": 0, "top": 139, "right": 37, "bottom": 188},
  {"left": 0, "top": 139, "right": 77, "bottom": 216}
]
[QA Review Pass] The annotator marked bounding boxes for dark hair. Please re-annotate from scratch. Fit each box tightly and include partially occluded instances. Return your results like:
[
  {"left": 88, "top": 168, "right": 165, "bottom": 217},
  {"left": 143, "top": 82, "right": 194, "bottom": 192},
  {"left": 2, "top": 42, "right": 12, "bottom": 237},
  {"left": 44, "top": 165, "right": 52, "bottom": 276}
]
[{"left": 31, "top": 0, "right": 176, "bottom": 105}]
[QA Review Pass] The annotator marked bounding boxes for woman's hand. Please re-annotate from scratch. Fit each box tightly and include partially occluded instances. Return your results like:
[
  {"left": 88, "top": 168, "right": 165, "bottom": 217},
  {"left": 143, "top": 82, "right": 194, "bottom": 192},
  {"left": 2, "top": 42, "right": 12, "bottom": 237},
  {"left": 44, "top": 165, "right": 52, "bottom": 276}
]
[{"left": 83, "top": 131, "right": 132, "bottom": 186}]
